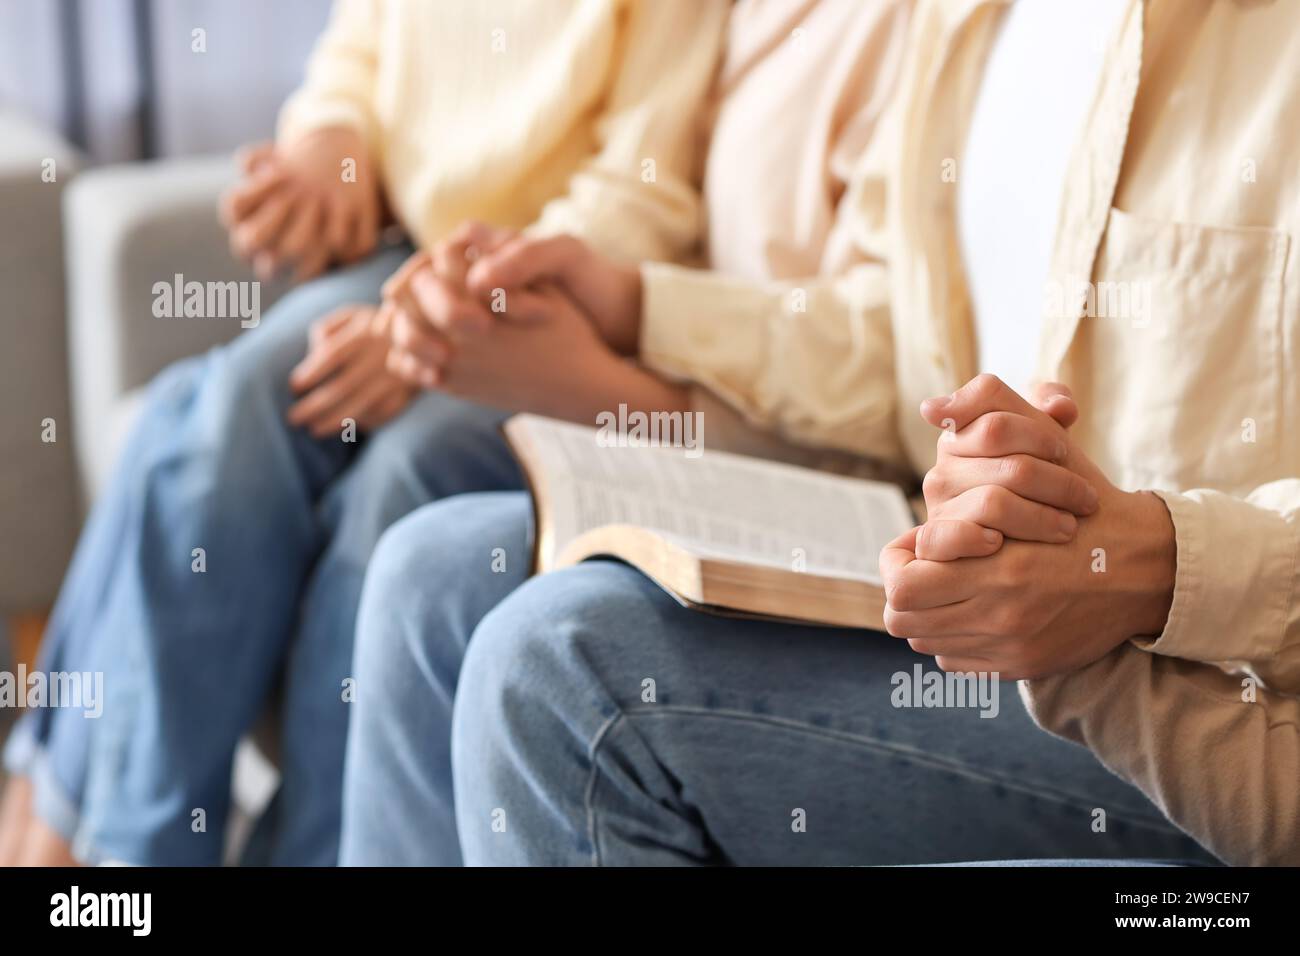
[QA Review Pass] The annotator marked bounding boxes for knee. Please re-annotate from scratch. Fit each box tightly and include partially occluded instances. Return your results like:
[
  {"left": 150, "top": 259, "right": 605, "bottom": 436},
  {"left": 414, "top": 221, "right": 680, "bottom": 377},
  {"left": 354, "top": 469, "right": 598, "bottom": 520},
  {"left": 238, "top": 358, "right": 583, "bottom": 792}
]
[
  {"left": 131, "top": 335, "right": 299, "bottom": 473},
  {"left": 450, "top": 565, "right": 656, "bottom": 845},
  {"left": 194, "top": 263, "right": 399, "bottom": 434},
  {"left": 358, "top": 506, "right": 461, "bottom": 652},
  {"left": 457, "top": 563, "right": 651, "bottom": 725},
  {"left": 357, "top": 393, "right": 511, "bottom": 494},
  {"left": 124, "top": 349, "right": 294, "bottom": 505},
  {"left": 136, "top": 354, "right": 207, "bottom": 429},
  {"left": 353, "top": 495, "right": 524, "bottom": 687},
  {"left": 266, "top": 244, "right": 406, "bottom": 325},
  {"left": 351, "top": 511, "right": 446, "bottom": 704},
  {"left": 337, "top": 421, "right": 432, "bottom": 517},
  {"left": 329, "top": 399, "right": 514, "bottom": 550},
  {"left": 140, "top": 248, "right": 409, "bottom": 441},
  {"left": 254, "top": 246, "right": 403, "bottom": 357}
]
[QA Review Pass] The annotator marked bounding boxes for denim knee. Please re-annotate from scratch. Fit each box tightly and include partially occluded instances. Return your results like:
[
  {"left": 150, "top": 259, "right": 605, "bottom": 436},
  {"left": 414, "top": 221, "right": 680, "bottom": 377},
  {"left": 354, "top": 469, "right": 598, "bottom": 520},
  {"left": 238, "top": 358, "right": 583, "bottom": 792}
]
[
  {"left": 167, "top": 246, "right": 411, "bottom": 455},
  {"left": 318, "top": 392, "right": 515, "bottom": 565},
  {"left": 353, "top": 493, "right": 532, "bottom": 704},
  {"left": 455, "top": 562, "right": 650, "bottom": 732}
]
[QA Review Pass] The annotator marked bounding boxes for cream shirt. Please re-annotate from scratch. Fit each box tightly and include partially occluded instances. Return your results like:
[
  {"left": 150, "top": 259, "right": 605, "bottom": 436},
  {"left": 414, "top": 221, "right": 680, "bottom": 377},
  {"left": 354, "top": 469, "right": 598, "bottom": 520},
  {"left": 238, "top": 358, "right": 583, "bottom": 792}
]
[
  {"left": 958, "top": 0, "right": 1128, "bottom": 396},
  {"left": 277, "top": 0, "right": 727, "bottom": 261},
  {"left": 641, "top": 0, "right": 1300, "bottom": 865}
]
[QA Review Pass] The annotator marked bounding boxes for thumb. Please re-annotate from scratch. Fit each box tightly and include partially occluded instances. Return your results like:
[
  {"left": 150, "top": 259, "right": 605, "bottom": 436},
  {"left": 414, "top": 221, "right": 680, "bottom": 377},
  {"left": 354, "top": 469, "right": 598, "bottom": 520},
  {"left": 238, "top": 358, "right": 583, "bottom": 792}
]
[
  {"left": 431, "top": 221, "right": 512, "bottom": 286},
  {"left": 1029, "top": 381, "right": 1078, "bottom": 429},
  {"left": 381, "top": 250, "right": 431, "bottom": 303},
  {"left": 444, "top": 220, "right": 516, "bottom": 262},
  {"left": 497, "top": 286, "right": 565, "bottom": 324},
  {"left": 466, "top": 234, "right": 586, "bottom": 298}
]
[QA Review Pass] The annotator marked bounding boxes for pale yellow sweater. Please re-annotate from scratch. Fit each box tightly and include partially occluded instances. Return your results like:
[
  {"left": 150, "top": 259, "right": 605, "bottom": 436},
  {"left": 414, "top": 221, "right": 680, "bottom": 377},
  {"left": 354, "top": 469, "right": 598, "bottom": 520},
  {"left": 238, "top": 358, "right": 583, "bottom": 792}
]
[{"left": 277, "top": 0, "right": 727, "bottom": 260}]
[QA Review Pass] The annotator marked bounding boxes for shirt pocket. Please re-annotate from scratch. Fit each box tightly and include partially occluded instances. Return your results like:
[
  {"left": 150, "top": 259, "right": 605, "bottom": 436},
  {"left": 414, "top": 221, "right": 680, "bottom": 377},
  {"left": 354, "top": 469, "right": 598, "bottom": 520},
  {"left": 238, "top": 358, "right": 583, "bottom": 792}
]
[{"left": 1084, "top": 206, "right": 1289, "bottom": 492}]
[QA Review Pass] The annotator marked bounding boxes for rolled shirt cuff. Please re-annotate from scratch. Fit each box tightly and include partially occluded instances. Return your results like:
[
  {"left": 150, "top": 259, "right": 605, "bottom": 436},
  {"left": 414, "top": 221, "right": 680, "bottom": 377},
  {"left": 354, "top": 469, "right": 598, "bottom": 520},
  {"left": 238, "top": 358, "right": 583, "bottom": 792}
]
[{"left": 1136, "top": 488, "right": 1297, "bottom": 667}]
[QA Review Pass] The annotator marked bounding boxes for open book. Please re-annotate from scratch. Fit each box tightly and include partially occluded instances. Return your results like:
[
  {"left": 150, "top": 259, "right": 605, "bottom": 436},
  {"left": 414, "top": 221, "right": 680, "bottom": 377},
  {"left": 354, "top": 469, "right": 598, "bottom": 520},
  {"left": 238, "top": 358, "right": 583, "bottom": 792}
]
[{"left": 505, "top": 415, "right": 915, "bottom": 629}]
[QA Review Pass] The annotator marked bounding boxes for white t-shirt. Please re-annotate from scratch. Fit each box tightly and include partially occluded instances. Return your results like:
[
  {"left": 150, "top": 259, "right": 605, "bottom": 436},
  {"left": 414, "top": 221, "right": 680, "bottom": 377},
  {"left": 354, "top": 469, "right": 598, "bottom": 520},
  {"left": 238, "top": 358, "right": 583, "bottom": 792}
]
[{"left": 957, "top": 0, "right": 1128, "bottom": 395}]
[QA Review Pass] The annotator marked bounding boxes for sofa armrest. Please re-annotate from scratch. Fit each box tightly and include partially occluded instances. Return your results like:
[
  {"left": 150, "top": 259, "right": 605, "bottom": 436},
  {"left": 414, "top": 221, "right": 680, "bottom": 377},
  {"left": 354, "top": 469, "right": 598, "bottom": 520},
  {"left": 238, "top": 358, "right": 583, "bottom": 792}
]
[
  {"left": 63, "top": 155, "right": 288, "bottom": 500},
  {"left": 0, "top": 111, "right": 82, "bottom": 610}
]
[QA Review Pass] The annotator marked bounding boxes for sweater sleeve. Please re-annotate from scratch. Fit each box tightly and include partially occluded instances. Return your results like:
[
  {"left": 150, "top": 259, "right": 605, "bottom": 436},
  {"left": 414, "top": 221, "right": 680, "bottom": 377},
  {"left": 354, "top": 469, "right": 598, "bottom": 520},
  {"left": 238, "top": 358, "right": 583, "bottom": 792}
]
[
  {"left": 633, "top": 36, "right": 908, "bottom": 462},
  {"left": 526, "top": 0, "right": 728, "bottom": 264},
  {"left": 276, "top": 0, "right": 384, "bottom": 153},
  {"left": 637, "top": 260, "right": 905, "bottom": 465}
]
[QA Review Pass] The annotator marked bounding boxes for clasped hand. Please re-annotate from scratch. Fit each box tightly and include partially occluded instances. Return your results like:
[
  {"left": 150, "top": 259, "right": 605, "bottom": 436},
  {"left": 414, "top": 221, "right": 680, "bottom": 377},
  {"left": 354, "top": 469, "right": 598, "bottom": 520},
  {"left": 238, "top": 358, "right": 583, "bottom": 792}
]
[
  {"left": 221, "top": 127, "right": 384, "bottom": 282},
  {"left": 880, "top": 374, "right": 1177, "bottom": 680},
  {"left": 374, "top": 224, "right": 639, "bottom": 418}
]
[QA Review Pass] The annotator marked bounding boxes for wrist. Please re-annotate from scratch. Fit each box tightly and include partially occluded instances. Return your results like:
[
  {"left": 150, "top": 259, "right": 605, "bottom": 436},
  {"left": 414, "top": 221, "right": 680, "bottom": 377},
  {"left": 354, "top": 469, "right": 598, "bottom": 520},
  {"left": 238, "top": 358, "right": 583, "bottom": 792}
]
[
  {"left": 556, "top": 350, "right": 689, "bottom": 427},
  {"left": 284, "top": 123, "right": 363, "bottom": 154},
  {"left": 1125, "top": 490, "right": 1177, "bottom": 638},
  {"left": 537, "top": 341, "right": 629, "bottom": 423},
  {"left": 605, "top": 263, "right": 643, "bottom": 356}
]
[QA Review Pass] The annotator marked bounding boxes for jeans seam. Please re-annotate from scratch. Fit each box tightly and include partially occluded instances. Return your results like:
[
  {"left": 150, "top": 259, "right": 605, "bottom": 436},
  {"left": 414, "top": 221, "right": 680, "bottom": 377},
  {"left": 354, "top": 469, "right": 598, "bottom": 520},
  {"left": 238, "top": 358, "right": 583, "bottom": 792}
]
[
  {"left": 596, "top": 704, "right": 1179, "bottom": 836},
  {"left": 583, "top": 711, "right": 626, "bottom": 867}
]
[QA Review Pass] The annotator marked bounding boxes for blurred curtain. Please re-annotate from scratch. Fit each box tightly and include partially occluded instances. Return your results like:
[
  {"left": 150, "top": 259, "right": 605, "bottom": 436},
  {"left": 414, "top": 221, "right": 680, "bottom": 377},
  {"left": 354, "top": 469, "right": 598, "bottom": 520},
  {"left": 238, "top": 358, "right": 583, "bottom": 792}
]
[{"left": 0, "top": 0, "right": 330, "bottom": 163}]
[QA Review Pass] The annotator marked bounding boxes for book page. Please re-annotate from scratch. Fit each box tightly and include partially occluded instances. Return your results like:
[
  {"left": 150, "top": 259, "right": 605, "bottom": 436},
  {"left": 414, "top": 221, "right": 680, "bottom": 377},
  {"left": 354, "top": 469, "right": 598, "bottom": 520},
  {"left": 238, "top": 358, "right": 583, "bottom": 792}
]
[{"left": 515, "top": 416, "right": 914, "bottom": 583}]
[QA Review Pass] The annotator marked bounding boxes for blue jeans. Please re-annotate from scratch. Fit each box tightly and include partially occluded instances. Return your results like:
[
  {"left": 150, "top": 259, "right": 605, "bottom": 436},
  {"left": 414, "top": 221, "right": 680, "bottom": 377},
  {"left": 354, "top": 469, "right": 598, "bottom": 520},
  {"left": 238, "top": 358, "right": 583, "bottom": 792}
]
[
  {"left": 3, "top": 247, "right": 522, "bottom": 865},
  {"left": 341, "top": 491, "right": 1215, "bottom": 866}
]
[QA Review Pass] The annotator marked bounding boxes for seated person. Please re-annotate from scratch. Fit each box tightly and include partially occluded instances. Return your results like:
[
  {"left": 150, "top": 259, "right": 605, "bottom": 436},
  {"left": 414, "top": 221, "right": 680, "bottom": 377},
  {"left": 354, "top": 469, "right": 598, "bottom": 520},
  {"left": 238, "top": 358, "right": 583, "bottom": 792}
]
[
  {"left": 344, "top": 0, "right": 1300, "bottom": 866},
  {"left": 334, "top": 0, "right": 1240, "bottom": 866},
  {"left": 0, "top": 0, "right": 726, "bottom": 867}
]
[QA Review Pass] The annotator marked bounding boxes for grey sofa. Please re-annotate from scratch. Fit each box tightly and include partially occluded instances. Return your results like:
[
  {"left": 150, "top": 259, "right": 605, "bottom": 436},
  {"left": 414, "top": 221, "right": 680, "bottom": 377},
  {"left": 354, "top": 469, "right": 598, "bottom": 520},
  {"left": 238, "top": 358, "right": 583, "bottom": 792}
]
[
  {"left": 1, "top": 123, "right": 286, "bottom": 619},
  {"left": 0, "top": 111, "right": 82, "bottom": 614},
  {"left": 63, "top": 154, "right": 289, "bottom": 501}
]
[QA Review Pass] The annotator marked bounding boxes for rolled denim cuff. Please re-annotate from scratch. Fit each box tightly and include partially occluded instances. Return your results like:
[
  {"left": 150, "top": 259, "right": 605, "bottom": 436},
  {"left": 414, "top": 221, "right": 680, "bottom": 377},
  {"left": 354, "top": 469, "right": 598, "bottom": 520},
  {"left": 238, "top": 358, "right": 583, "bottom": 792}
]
[{"left": 3, "top": 716, "right": 106, "bottom": 865}]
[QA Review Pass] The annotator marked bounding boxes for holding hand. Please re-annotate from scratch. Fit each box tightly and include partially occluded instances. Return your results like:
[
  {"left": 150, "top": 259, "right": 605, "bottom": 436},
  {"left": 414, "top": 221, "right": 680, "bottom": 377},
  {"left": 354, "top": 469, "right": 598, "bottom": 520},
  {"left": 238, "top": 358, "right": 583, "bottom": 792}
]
[
  {"left": 463, "top": 230, "right": 644, "bottom": 355},
  {"left": 220, "top": 126, "right": 384, "bottom": 282},
  {"left": 377, "top": 221, "right": 518, "bottom": 389},
  {"left": 377, "top": 222, "right": 689, "bottom": 423},
  {"left": 286, "top": 305, "right": 415, "bottom": 437},
  {"left": 880, "top": 374, "right": 1176, "bottom": 680}
]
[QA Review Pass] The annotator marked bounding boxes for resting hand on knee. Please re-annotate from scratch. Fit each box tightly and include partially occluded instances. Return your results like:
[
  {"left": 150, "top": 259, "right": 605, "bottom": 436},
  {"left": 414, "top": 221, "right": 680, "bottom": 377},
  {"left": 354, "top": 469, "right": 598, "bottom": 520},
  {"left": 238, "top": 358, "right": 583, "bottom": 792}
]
[
  {"left": 220, "top": 127, "right": 385, "bottom": 282},
  {"left": 286, "top": 304, "right": 416, "bottom": 437}
]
